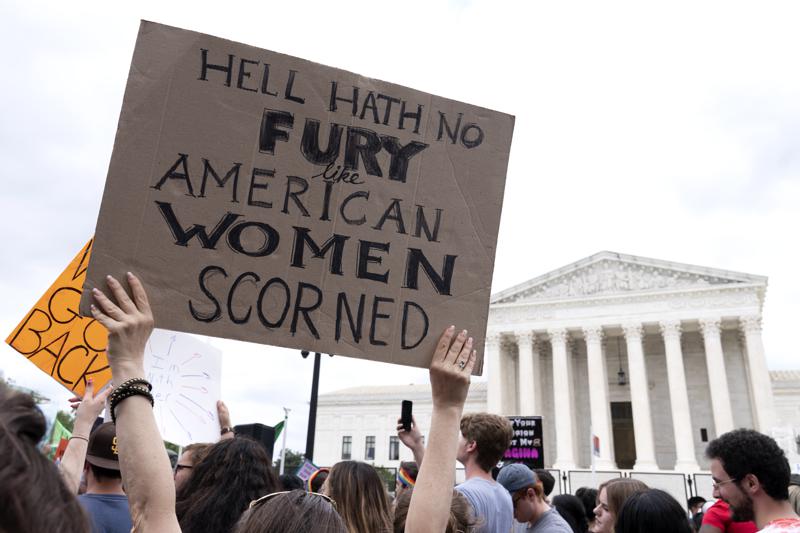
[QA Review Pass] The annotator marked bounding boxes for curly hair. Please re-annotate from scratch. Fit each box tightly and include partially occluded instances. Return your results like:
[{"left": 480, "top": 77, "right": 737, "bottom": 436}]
[
  {"left": 0, "top": 383, "right": 88, "bottom": 533},
  {"left": 176, "top": 437, "right": 281, "bottom": 533},
  {"left": 705, "top": 428, "right": 790, "bottom": 500},
  {"left": 459, "top": 413, "right": 514, "bottom": 472},
  {"left": 325, "top": 461, "right": 393, "bottom": 533}
]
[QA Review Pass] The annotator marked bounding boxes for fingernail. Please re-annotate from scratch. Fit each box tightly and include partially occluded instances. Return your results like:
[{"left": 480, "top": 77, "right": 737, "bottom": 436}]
[
  {"left": 461, "top": 329, "right": 467, "bottom": 336},
  {"left": 467, "top": 337, "right": 473, "bottom": 344},
  {"left": 447, "top": 325, "right": 455, "bottom": 331},
  {"left": 92, "top": 287, "right": 99, "bottom": 293},
  {"left": 106, "top": 275, "right": 112, "bottom": 280},
  {"left": 127, "top": 271, "right": 133, "bottom": 278},
  {"left": 88, "top": 378, "right": 93, "bottom": 384}
]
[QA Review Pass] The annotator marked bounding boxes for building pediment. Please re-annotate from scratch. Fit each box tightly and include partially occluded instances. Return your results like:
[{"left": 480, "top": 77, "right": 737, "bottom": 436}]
[{"left": 492, "top": 251, "right": 766, "bottom": 304}]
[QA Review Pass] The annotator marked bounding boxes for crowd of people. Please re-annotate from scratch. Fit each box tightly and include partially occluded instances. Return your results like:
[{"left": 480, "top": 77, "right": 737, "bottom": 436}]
[{"left": 2, "top": 272, "right": 800, "bottom": 532}]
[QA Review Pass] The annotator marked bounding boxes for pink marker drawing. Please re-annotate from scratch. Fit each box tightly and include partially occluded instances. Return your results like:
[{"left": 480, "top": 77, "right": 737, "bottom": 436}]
[{"left": 182, "top": 352, "right": 202, "bottom": 365}]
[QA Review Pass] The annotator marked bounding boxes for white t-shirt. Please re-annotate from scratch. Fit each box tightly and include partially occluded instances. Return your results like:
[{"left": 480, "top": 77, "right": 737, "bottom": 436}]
[
  {"left": 759, "top": 518, "right": 800, "bottom": 532},
  {"left": 456, "top": 477, "right": 514, "bottom": 533}
]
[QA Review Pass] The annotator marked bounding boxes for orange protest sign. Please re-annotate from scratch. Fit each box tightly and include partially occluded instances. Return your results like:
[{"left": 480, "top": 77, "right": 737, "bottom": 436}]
[{"left": 6, "top": 239, "right": 110, "bottom": 396}]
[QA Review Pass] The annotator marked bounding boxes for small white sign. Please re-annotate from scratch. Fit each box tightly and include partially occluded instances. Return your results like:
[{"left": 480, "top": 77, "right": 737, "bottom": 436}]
[{"left": 144, "top": 329, "right": 222, "bottom": 446}]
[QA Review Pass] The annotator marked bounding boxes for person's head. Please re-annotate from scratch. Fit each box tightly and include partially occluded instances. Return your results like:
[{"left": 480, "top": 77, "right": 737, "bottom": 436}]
[
  {"left": 497, "top": 463, "right": 546, "bottom": 524},
  {"left": 174, "top": 442, "right": 211, "bottom": 490},
  {"left": 395, "top": 461, "right": 418, "bottom": 498},
  {"left": 83, "top": 421, "right": 123, "bottom": 490},
  {"left": 279, "top": 474, "right": 305, "bottom": 491},
  {"left": 687, "top": 496, "right": 706, "bottom": 516},
  {"left": 534, "top": 469, "right": 556, "bottom": 497},
  {"left": 706, "top": 428, "right": 791, "bottom": 522},
  {"left": 594, "top": 478, "right": 648, "bottom": 533},
  {"left": 457, "top": 413, "right": 513, "bottom": 472},
  {"left": 552, "top": 494, "right": 588, "bottom": 533},
  {"left": 323, "top": 461, "right": 392, "bottom": 533},
  {"left": 176, "top": 437, "right": 281, "bottom": 533},
  {"left": 308, "top": 467, "right": 329, "bottom": 493},
  {"left": 235, "top": 489, "right": 345, "bottom": 533},
  {"left": 0, "top": 383, "right": 88, "bottom": 533},
  {"left": 393, "top": 488, "right": 477, "bottom": 533},
  {"left": 575, "top": 487, "right": 598, "bottom": 525},
  {"left": 614, "top": 489, "right": 693, "bottom": 533}
]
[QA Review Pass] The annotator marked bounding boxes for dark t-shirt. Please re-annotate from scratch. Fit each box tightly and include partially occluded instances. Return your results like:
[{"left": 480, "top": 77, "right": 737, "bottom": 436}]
[{"left": 78, "top": 493, "right": 132, "bottom": 533}]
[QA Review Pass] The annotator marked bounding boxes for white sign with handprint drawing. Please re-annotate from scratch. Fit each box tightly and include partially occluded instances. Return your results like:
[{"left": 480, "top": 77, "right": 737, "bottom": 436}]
[{"left": 144, "top": 329, "right": 222, "bottom": 446}]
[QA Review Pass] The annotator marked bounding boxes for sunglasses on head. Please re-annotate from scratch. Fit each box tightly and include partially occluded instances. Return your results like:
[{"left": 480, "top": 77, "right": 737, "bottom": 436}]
[{"left": 249, "top": 490, "right": 337, "bottom": 511}]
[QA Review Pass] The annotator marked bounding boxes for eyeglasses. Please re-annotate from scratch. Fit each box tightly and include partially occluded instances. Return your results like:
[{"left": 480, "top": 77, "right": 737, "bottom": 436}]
[
  {"left": 174, "top": 464, "right": 193, "bottom": 473},
  {"left": 712, "top": 477, "right": 739, "bottom": 489},
  {"left": 249, "top": 490, "right": 337, "bottom": 511}
]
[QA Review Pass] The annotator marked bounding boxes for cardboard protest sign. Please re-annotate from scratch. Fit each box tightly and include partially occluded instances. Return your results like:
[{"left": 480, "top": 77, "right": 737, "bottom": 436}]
[
  {"left": 7, "top": 240, "right": 111, "bottom": 396},
  {"left": 145, "top": 330, "right": 222, "bottom": 446},
  {"left": 503, "top": 416, "right": 544, "bottom": 469},
  {"left": 79, "top": 21, "right": 514, "bottom": 373}
]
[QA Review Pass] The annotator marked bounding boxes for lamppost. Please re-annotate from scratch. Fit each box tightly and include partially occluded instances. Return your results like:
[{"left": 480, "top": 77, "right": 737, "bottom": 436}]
[
  {"left": 279, "top": 407, "right": 290, "bottom": 475},
  {"left": 301, "top": 351, "right": 333, "bottom": 462}
]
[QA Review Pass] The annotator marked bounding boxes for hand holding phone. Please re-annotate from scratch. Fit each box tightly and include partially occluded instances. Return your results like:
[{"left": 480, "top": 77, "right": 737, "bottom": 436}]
[{"left": 401, "top": 400, "right": 413, "bottom": 432}]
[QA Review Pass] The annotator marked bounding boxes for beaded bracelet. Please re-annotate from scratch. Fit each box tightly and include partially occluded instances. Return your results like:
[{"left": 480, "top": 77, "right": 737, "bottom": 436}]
[
  {"left": 109, "top": 379, "right": 154, "bottom": 424},
  {"left": 108, "top": 378, "right": 153, "bottom": 403},
  {"left": 115, "top": 377, "right": 153, "bottom": 392}
]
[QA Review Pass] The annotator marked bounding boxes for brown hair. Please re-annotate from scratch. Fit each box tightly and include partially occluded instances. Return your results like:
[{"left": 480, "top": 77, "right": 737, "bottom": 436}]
[
  {"left": 325, "top": 461, "right": 392, "bottom": 533},
  {"left": 0, "top": 383, "right": 89, "bottom": 533},
  {"left": 393, "top": 489, "right": 477, "bottom": 533},
  {"left": 459, "top": 413, "right": 514, "bottom": 472},
  {"left": 235, "top": 490, "right": 346, "bottom": 533},
  {"left": 176, "top": 437, "right": 281, "bottom": 533},
  {"left": 182, "top": 442, "right": 212, "bottom": 466},
  {"left": 598, "top": 478, "right": 649, "bottom": 517}
]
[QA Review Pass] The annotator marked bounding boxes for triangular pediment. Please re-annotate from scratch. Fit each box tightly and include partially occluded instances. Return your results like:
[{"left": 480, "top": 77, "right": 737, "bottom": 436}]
[{"left": 492, "top": 251, "right": 766, "bottom": 304}]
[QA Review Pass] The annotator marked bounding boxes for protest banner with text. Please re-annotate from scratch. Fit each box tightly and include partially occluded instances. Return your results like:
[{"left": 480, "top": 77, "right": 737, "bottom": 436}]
[
  {"left": 7, "top": 240, "right": 111, "bottom": 396},
  {"left": 503, "top": 416, "right": 544, "bottom": 470},
  {"left": 79, "top": 21, "right": 515, "bottom": 373}
]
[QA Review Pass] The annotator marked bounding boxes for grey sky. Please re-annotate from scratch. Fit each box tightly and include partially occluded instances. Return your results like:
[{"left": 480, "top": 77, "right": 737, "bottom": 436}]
[{"left": 2, "top": 0, "right": 798, "bottom": 454}]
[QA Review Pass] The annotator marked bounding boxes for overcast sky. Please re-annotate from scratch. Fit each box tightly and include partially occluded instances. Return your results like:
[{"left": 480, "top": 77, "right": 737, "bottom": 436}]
[{"left": 2, "top": 0, "right": 799, "bottom": 453}]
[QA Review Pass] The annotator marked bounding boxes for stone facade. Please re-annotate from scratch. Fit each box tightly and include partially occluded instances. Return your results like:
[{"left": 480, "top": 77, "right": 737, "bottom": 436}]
[
  {"left": 487, "top": 251, "right": 776, "bottom": 472},
  {"left": 312, "top": 252, "right": 799, "bottom": 475},
  {"left": 313, "top": 382, "right": 487, "bottom": 470}
]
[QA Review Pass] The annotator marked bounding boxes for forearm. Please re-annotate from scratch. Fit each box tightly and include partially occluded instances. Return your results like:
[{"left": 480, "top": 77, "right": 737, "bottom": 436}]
[
  {"left": 112, "top": 362, "right": 180, "bottom": 531},
  {"left": 411, "top": 442, "right": 425, "bottom": 467},
  {"left": 405, "top": 405, "right": 463, "bottom": 533},
  {"left": 59, "top": 416, "right": 94, "bottom": 493}
]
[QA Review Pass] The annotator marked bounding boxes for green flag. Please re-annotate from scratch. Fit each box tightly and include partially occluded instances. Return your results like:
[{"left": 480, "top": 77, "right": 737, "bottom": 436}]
[
  {"left": 48, "top": 418, "right": 71, "bottom": 460},
  {"left": 274, "top": 420, "right": 284, "bottom": 441}
]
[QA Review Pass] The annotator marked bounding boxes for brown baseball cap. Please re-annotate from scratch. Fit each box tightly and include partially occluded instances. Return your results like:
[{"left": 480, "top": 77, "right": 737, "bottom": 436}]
[{"left": 86, "top": 422, "right": 121, "bottom": 470}]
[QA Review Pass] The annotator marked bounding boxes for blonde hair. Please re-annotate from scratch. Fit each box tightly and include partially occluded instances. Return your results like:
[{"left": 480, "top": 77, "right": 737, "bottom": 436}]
[{"left": 326, "top": 461, "right": 392, "bottom": 533}]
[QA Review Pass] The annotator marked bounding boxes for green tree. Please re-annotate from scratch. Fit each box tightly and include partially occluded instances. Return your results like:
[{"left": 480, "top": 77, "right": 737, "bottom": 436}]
[
  {"left": 273, "top": 449, "right": 305, "bottom": 474},
  {"left": 56, "top": 410, "right": 76, "bottom": 433},
  {"left": 374, "top": 466, "right": 398, "bottom": 495}
]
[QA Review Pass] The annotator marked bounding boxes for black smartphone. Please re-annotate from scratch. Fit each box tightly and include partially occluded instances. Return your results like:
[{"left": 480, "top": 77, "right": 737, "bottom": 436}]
[{"left": 401, "top": 400, "right": 413, "bottom": 431}]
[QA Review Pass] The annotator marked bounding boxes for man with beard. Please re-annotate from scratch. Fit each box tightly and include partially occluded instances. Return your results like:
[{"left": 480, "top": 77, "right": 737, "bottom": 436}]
[
  {"left": 700, "top": 500, "right": 757, "bottom": 533},
  {"left": 706, "top": 429, "right": 800, "bottom": 532}
]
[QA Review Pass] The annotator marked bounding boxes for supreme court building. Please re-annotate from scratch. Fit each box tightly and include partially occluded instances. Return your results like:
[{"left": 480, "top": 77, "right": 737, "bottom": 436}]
[{"left": 314, "top": 252, "right": 799, "bottom": 477}]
